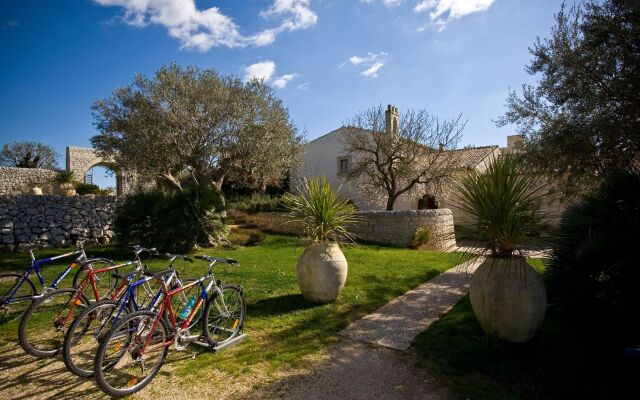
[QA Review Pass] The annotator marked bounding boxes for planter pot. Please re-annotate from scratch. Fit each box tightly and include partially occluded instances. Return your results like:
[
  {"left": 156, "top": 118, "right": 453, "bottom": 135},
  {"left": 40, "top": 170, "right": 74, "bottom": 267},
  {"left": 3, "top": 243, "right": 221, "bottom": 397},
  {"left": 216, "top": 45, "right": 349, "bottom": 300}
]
[
  {"left": 31, "top": 186, "right": 43, "bottom": 195},
  {"left": 470, "top": 257, "right": 546, "bottom": 343},
  {"left": 53, "top": 183, "right": 76, "bottom": 196},
  {"left": 296, "top": 242, "right": 348, "bottom": 303}
]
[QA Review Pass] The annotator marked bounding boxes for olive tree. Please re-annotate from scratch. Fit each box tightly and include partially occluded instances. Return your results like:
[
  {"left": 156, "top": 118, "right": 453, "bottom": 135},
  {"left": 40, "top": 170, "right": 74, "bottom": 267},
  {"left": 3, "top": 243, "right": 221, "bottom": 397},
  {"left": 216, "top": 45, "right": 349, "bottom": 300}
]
[
  {"left": 0, "top": 141, "right": 59, "bottom": 169},
  {"left": 341, "top": 105, "right": 465, "bottom": 210},
  {"left": 498, "top": 0, "right": 640, "bottom": 194},
  {"left": 91, "top": 64, "right": 303, "bottom": 192}
]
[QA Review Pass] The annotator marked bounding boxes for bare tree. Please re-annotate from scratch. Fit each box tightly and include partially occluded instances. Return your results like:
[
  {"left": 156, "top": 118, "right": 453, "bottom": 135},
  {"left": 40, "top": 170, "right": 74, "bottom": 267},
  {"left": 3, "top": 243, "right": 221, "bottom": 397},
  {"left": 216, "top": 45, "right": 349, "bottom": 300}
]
[
  {"left": 341, "top": 105, "right": 465, "bottom": 210},
  {"left": 0, "top": 141, "right": 59, "bottom": 169}
]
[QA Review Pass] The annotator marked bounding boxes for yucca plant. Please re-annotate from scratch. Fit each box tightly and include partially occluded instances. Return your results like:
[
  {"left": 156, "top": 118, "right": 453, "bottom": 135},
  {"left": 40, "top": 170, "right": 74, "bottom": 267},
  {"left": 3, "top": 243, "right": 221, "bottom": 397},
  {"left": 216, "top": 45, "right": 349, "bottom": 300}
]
[
  {"left": 454, "top": 154, "right": 548, "bottom": 342},
  {"left": 283, "top": 177, "right": 358, "bottom": 243},
  {"left": 454, "top": 154, "right": 546, "bottom": 257},
  {"left": 52, "top": 170, "right": 75, "bottom": 184},
  {"left": 283, "top": 177, "right": 358, "bottom": 303}
]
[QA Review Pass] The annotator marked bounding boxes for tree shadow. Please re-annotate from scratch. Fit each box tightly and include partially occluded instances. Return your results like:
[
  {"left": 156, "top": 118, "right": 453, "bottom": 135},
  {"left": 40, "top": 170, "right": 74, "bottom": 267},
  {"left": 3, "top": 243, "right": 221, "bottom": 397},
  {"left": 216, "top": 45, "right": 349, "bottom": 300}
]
[{"left": 249, "top": 294, "right": 322, "bottom": 318}]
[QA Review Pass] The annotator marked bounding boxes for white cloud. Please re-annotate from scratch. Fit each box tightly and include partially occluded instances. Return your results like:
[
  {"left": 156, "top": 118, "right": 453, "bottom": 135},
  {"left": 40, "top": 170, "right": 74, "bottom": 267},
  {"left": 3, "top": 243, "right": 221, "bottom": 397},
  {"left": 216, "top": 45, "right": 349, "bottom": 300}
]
[
  {"left": 360, "top": 0, "right": 403, "bottom": 7},
  {"left": 272, "top": 73, "right": 299, "bottom": 89},
  {"left": 244, "top": 61, "right": 277, "bottom": 82},
  {"left": 93, "top": 0, "right": 317, "bottom": 51},
  {"left": 414, "top": 0, "right": 494, "bottom": 29},
  {"left": 340, "top": 52, "right": 388, "bottom": 78},
  {"left": 244, "top": 61, "right": 298, "bottom": 89},
  {"left": 361, "top": 62, "right": 385, "bottom": 77},
  {"left": 261, "top": 0, "right": 318, "bottom": 31}
]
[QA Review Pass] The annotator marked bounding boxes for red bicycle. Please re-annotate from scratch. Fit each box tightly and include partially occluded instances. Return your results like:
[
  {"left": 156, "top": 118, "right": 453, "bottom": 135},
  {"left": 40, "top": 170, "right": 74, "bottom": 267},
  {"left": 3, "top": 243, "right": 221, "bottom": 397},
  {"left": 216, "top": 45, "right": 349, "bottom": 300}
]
[
  {"left": 93, "top": 255, "right": 245, "bottom": 397},
  {"left": 18, "top": 246, "right": 155, "bottom": 358}
]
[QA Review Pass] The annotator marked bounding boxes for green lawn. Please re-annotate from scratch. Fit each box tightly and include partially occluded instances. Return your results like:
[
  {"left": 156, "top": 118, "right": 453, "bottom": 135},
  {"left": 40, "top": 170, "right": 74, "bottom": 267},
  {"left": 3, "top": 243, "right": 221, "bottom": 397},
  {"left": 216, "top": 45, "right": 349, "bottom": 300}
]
[
  {"left": 409, "top": 259, "right": 635, "bottom": 400},
  {"left": 0, "top": 234, "right": 465, "bottom": 384}
]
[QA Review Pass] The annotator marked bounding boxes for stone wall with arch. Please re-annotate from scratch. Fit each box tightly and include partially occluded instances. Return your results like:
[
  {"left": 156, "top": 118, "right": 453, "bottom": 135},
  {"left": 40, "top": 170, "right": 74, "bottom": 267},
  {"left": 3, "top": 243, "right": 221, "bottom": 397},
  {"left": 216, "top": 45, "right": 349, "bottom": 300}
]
[
  {"left": 0, "top": 146, "right": 137, "bottom": 196},
  {"left": 66, "top": 146, "right": 130, "bottom": 195}
]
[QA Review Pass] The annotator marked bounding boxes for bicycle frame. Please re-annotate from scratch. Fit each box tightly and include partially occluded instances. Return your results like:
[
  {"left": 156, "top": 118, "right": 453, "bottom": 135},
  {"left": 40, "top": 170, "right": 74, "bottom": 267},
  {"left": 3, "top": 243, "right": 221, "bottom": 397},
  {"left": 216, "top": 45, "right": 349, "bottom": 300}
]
[
  {"left": 1, "top": 248, "right": 86, "bottom": 307},
  {"left": 141, "top": 273, "right": 219, "bottom": 353},
  {"left": 92, "top": 270, "right": 176, "bottom": 340},
  {"left": 52, "top": 260, "right": 140, "bottom": 329}
]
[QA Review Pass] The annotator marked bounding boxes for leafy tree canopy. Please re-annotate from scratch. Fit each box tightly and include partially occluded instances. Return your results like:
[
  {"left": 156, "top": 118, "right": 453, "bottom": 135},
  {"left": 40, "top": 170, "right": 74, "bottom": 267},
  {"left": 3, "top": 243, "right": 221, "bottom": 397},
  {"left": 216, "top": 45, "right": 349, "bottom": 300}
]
[
  {"left": 0, "top": 141, "right": 59, "bottom": 169},
  {"left": 498, "top": 0, "right": 640, "bottom": 194},
  {"left": 91, "top": 63, "right": 304, "bottom": 192}
]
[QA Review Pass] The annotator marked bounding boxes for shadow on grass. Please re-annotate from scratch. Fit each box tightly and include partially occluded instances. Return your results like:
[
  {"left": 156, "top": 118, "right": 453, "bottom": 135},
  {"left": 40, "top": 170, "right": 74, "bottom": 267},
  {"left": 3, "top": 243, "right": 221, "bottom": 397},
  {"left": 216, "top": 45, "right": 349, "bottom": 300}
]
[{"left": 249, "top": 294, "right": 321, "bottom": 318}]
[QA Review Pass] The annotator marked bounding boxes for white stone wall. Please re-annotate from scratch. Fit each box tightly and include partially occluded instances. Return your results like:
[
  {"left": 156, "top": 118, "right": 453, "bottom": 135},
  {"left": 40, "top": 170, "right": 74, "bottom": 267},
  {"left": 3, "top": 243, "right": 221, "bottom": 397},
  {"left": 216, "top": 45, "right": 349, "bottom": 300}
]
[
  {"left": 0, "top": 167, "right": 59, "bottom": 195},
  {"left": 229, "top": 209, "right": 456, "bottom": 250},
  {"left": 0, "top": 195, "right": 116, "bottom": 250}
]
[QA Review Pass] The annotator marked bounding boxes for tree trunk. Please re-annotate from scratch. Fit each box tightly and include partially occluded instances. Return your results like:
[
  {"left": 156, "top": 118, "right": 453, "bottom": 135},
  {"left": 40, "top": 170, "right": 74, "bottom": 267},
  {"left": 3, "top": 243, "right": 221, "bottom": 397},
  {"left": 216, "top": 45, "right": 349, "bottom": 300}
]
[{"left": 385, "top": 196, "right": 396, "bottom": 211}]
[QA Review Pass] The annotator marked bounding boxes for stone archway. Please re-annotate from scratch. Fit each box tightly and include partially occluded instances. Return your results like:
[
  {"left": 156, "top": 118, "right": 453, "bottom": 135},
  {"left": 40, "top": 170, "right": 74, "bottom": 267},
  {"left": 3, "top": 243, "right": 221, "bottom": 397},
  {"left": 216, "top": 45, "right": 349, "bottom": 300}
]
[{"left": 66, "top": 146, "right": 131, "bottom": 195}]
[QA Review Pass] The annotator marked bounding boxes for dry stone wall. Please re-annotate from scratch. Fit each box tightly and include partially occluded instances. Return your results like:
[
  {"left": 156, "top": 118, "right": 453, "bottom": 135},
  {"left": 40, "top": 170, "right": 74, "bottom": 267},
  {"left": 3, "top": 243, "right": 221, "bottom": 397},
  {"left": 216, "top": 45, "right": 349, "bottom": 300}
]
[
  {"left": 0, "top": 167, "right": 59, "bottom": 195},
  {"left": 229, "top": 209, "right": 456, "bottom": 250},
  {"left": 0, "top": 195, "right": 116, "bottom": 250}
]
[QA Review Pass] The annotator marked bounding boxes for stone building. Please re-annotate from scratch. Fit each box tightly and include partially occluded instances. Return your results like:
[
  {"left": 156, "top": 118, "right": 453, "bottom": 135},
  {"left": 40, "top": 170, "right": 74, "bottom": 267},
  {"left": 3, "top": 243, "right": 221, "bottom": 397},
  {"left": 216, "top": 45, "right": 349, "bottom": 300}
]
[{"left": 294, "top": 104, "right": 566, "bottom": 227}]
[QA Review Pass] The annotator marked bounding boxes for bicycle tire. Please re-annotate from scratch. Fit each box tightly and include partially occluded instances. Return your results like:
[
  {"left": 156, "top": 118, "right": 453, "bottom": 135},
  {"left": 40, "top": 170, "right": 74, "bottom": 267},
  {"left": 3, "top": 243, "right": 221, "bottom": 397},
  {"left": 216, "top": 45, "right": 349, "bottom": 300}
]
[
  {"left": 94, "top": 310, "right": 169, "bottom": 397},
  {"left": 63, "top": 299, "right": 120, "bottom": 377},
  {"left": 18, "top": 288, "right": 89, "bottom": 357},
  {"left": 201, "top": 284, "right": 245, "bottom": 347},
  {"left": 0, "top": 272, "right": 36, "bottom": 323}
]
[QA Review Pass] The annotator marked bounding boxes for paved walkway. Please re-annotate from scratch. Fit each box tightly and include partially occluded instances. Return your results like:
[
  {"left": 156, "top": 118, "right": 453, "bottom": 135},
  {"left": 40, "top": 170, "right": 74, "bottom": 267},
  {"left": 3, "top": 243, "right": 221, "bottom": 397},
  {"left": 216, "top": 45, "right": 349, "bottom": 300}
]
[{"left": 340, "top": 257, "right": 484, "bottom": 351}]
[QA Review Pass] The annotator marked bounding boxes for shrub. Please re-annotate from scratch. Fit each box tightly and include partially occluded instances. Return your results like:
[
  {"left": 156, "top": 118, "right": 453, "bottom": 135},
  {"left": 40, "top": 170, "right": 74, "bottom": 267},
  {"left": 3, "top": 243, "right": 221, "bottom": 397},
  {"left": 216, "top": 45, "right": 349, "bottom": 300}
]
[
  {"left": 52, "top": 170, "right": 75, "bottom": 184},
  {"left": 227, "top": 228, "right": 266, "bottom": 247},
  {"left": 283, "top": 177, "right": 358, "bottom": 243},
  {"left": 547, "top": 168, "right": 640, "bottom": 338},
  {"left": 228, "top": 193, "right": 286, "bottom": 214},
  {"left": 75, "top": 182, "right": 110, "bottom": 195},
  {"left": 113, "top": 184, "right": 226, "bottom": 252},
  {"left": 409, "top": 227, "right": 432, "bottom": 249}
]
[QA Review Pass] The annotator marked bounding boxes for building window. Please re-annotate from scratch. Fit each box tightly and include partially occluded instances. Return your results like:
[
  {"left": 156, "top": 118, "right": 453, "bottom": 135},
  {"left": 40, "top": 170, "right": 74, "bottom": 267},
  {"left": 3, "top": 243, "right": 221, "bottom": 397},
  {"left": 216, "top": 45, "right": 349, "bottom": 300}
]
[{"left": 338, "top": 157, "right": 350, "bottom": 175}]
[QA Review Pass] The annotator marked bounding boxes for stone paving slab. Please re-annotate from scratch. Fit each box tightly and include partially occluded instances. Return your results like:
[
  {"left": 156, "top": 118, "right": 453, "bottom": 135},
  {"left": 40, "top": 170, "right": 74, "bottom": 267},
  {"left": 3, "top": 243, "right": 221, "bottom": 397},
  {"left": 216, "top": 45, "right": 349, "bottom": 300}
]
[{"left": 340, "top": 258, "right": 485, "bottom": 351}]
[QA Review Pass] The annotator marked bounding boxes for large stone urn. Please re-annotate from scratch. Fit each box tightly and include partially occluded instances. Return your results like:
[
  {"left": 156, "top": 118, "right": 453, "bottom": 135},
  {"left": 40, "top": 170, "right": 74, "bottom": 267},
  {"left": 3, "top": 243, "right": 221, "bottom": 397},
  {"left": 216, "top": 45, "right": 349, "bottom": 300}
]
[
  {"left": 296, "top": 242, "right": 348, "bottom": 303},
  {"left": 53, "top": 183, "right": 76, "bottom": 196},
  {"left": 469, "top": 257, "right": 546, "bottom": 342}
]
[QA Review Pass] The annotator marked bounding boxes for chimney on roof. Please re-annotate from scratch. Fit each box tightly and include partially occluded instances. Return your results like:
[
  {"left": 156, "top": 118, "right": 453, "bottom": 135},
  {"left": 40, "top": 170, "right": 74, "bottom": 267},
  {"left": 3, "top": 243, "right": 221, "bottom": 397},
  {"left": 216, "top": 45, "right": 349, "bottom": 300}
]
[{"left": 385, "top": 104, "right": 399, "bottom": 137}]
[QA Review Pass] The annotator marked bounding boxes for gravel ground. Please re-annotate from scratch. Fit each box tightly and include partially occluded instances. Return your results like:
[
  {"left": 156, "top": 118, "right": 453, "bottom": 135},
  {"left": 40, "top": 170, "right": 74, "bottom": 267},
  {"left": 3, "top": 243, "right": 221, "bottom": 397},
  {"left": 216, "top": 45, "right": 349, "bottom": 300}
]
[{"left": 250, "top": 339, "right": 452, "bottom": 400}]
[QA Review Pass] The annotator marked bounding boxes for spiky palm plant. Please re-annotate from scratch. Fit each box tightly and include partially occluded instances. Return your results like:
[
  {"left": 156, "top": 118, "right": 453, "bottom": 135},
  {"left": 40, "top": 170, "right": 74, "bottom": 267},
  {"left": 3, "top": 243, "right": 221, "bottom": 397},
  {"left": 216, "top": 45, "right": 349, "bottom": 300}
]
[
  {"left": 548, "top": 168, "right": 640, "bottom": 325},
  {"left": 454, "top": 154, "right": 546, "bottom": 258},
  {"left": 283, "top": 177, "right": 358, "bottom": 243}
]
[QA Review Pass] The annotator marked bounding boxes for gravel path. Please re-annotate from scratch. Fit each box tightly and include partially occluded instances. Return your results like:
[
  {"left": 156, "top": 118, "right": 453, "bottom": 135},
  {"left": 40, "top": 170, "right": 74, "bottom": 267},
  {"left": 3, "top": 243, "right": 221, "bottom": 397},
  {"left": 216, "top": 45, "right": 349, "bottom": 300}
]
[
  {"left": 340, "top": 258, "right": 484, "bottom": 350},
  {"left": 249, "top": 339, "right": 452, "bottom": 400}
]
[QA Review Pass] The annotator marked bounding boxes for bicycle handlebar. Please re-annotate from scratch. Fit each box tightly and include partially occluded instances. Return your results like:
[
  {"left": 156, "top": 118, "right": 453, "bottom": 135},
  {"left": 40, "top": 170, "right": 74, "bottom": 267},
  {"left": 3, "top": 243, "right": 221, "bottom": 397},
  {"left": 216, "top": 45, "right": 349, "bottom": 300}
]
[
  {"left": 195, "top": 255, "right": 239, "bottom": 266},
  {"left": 164, "top": 253, "right": 193, "bottom": 263}
]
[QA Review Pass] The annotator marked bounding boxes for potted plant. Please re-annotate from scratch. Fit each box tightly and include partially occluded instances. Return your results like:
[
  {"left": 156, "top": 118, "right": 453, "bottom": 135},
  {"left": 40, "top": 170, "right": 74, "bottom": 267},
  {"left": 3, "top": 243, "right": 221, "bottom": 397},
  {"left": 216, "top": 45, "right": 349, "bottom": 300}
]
[
  {"left": 454, "top": 155, "right": 547, "bottom": 342},
  {"left": 283, "top": 177, "right": 358, "bottom": 303},
  {"left": 52, "top": 171, "right": 77, "bottom": 196}
]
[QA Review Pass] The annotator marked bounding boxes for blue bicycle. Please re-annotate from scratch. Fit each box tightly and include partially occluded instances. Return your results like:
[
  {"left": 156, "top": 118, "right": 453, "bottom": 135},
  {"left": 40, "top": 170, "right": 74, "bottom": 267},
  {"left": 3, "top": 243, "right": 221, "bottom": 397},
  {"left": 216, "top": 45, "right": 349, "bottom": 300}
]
[{"left": 0, "top": 240, "right": 109, "bottom": 323}]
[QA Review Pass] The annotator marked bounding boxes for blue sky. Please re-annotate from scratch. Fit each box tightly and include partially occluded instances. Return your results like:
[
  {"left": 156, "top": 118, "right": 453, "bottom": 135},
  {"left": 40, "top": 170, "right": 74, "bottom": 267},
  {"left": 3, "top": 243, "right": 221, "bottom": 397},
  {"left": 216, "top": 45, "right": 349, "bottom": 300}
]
[{"left": 1, "top": 0, "right": 561, "bottom": 184}]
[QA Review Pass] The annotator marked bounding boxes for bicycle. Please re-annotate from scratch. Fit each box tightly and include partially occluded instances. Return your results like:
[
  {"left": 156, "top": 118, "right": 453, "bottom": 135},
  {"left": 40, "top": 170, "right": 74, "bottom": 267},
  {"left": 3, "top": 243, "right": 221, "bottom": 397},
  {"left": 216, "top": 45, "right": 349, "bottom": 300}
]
[
  {"left": 0, "top": 240, "right": 106, "bottom": 323},
  {"left": 93, "top": 255, "right": 245, "bottom": 397},
  {"left": 63, "top": 253, "right": 201, "bottom": 377},
  {"left": 17, "top": 245, "right": 154, "bottom": 358}
]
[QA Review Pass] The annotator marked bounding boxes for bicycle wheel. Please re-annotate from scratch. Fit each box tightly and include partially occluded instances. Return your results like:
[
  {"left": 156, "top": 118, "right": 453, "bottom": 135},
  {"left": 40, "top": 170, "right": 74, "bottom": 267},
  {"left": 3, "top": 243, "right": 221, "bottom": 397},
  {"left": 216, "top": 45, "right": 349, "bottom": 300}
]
[
  {"left": 18, "top": 288, "right": 89, "bottom": 357},
  {"left": 201, "top": 285, "right": 245, "bottom": 347},
  {"left": 0, "top": 273, "right": 36, "bottom": 323},
  {"left": 63, "top": 299, "right": 120, "bottom": 378},
  {"left": 94, "top": 310, "right": 168, "bottom": 397},
  {"left": 72, "top": 258, "right": 117, "bottom": 300}
]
